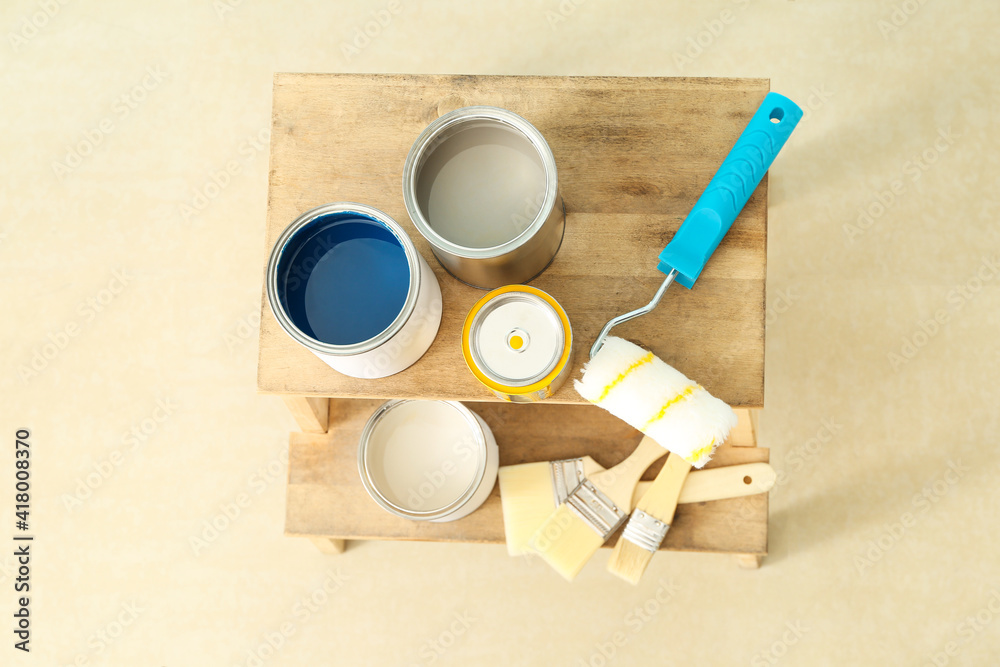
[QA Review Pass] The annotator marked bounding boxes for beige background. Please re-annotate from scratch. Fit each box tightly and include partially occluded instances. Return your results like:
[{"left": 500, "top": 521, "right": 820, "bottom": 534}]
[{"left": 2, "top": 1, "right": 998, "bottom": 665}]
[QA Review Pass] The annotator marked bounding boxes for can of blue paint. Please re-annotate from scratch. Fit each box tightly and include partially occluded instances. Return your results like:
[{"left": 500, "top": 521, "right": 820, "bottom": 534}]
[
  {"left": 266, "top": 203, "right": 442, "bottom": 379},
  {"left": 402, "top": 106, "right": 565, "bottom": 289}
]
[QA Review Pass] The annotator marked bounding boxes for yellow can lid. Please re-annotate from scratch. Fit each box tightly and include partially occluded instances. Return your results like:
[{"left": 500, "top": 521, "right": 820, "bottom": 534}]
[{"left": 462, "top": 285, "right": 573, "bottom": 395}]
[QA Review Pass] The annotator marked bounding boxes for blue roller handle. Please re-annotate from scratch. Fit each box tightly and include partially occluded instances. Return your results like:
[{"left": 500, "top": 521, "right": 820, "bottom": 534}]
[{"left": 657, "top": 92, "right": 802, "bottom": 288}]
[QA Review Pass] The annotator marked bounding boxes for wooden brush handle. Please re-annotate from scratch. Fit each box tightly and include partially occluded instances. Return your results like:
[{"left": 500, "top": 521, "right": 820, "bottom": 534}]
[
  {"left": 636, "top": 454, "right": 693, "bottom": 521},
  {"left": 631, "top": 462, "right": 776, "bottom": 506},
  {"left": 591, "top": 436, "right": 667, "bottom": 509},
  {"left": 676, "top": 461, "right": 774, "bottom": 504}
]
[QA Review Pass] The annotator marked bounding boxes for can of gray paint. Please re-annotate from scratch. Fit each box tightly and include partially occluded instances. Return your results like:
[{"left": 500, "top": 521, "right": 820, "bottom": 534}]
[{"left": 402, "top": 106, "right": 565, "bottom": 289}]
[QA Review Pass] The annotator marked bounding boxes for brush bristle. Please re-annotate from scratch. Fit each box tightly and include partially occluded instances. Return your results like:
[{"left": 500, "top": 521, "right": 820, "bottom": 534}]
[
  {"left": 498, "top": 462, "right": 556, "bottom": 556},
  {"left": 608, "top": 536, "right": 655, "bottom": 585},
  {"left": 529, "top": 505, "right": 606, "bottom": 580}
]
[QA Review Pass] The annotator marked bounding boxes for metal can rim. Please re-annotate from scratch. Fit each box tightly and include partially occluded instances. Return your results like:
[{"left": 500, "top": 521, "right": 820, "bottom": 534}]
[
  {"left": 401, "top": 106, "right": 560, "bottom": 260},
  {"left": 356, "top": 400, "right": 490, "bottom": 521},
  {"left": 265, "top": 202, "right": 422, "bottom": 357},
  {"left": 462, "top": 285, "right": 573, "bottom": 396}
]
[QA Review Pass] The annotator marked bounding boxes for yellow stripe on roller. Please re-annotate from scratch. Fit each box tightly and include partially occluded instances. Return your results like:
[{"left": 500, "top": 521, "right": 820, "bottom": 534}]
[
  {"left": 640, "top": 384, "right": 701, "bottom": 431},
  {"left": 596, "top": 352, "right": 655, "bottom": 403},
  {"left": 686, "top": 438, "right": 716, "bottom": 465}
]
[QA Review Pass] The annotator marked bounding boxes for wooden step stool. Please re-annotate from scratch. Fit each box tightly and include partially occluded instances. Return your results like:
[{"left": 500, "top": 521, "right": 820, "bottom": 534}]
[{"left": 258, "top": 74, "right": 771, "bottom": 569}]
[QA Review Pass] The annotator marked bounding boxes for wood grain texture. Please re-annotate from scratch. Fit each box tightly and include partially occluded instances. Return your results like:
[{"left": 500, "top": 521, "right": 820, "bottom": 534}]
[
  {"left": 282, "top": 396, "right": 329, "bottom": 433},
  {"left": 730, "top": 408, "right": 757, "bottom": 447},
  {"left": 258, "top": 74, "right": 769, "bottom": 407},
  {"left": 285, "top": 399, "right": 768, "bottom": 555}
]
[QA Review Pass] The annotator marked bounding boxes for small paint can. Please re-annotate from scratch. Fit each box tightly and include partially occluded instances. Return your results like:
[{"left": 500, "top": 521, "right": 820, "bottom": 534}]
[
  {"left": 266, "top": 203, "right": 442, "bottom": 379},
  {"left": 402, "top": 106, "right": 565, "bottom": 289},
  {"left": 357, "top": 400, "right": 499, "bottom": 522},
  {"left": 462, "top": 285, "right": 573, "bottom": 402}
]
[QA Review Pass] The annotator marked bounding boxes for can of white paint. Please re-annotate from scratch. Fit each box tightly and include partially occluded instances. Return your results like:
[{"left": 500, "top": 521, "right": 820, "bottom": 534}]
[
  {"left": 357, "top": 400, "right": 499, "bottom": 522},
  {"left": 402, "top": 106, "right": 565, "bottom": 289}
]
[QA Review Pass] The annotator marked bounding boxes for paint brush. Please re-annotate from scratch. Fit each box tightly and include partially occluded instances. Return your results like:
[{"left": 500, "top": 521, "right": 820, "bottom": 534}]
[
  {"left": 499, "top": 458, "right": 775, "bottom": 556},
  {"left": 529, "top": 336, "right": 737, "bottom": 580},
  {"left": 608, "top": 453, "right": 691, "bottom": 584},
  {"left": 527, "top": 435, "right": 666, "bottom": 579},
  {"left": 529, "top": 93, "right": 800, "bottom": 580},
  {"left": 580, "top": 337, "right": 736, "bottom": 581}
]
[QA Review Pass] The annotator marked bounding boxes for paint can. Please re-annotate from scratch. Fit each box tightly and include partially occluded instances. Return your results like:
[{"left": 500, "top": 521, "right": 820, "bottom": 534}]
[
  {"left": 462, "top": 285, "right": 573, "bottom": 402},
  {"left": 266, "top": 203, "right": 442, "bottom": 379},
  {"left": 357, "top": 400, "right": 499, "bottom": 522},
  {"left": 402, "top": 106, "right": 565, "bottom": 289}
]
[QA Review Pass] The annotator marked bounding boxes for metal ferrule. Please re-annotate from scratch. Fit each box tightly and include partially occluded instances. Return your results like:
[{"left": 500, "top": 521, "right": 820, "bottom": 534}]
[
  {"left": 621, "top": 509, "right": 670, "bottom": 553},
  {"left": 564, "top": 479, "right": 628, "bottom": 539},
  {"left": 550, "top": 458, "right": 586, "bottom": 506}
]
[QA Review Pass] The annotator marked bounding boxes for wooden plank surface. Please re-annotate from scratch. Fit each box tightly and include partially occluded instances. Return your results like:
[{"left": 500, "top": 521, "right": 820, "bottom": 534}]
[
  {"left": 282, "top": 396, "right": 329, "bottom": 433},
  {"left": 286, "top": 399, "right": 768, "bottom": 555},
  {"left": 730, "top": 408, "right": 757, "bottom": 447},
  {"left": 259, "top": 74, "right": 769, "bottom": 407}
]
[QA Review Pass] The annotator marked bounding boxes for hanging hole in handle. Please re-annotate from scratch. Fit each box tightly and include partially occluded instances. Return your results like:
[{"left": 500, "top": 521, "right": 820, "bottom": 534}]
[
  {"left": 769, "top": 108, "right": 784, "bottom": 124},
  {"left": 743, "top": 476, "right": 752, "bottom": 485}
]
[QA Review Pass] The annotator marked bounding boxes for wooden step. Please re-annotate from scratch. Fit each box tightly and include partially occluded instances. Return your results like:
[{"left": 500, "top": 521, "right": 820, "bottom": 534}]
[
  {"left": 258, "top": 74, "right": 769, "bottom": 408},
  {"left": 285, "top": 399, "right": 768, "bottom": 556}
]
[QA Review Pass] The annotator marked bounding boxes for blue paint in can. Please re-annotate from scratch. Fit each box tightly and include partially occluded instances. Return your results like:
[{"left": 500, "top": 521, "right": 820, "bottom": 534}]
[{"left": 275, "top": 212, "right": 411, "bottom": 346}]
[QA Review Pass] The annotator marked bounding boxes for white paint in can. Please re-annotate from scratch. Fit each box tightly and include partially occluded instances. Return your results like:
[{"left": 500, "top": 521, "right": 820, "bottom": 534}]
[{"left": 358, "top": 400, "right": 499, "bottom": 522}]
